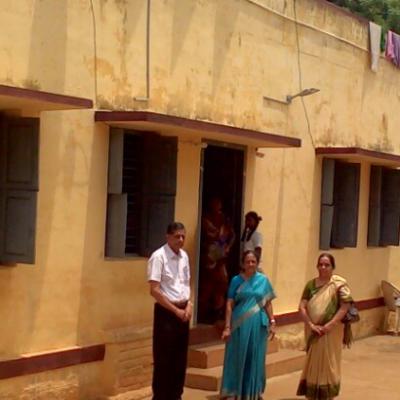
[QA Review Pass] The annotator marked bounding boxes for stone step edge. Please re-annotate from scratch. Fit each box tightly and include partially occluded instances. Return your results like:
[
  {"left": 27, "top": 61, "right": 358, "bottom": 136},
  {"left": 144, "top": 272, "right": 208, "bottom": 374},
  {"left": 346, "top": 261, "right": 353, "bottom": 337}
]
[
  {"left": 188, "top": 338, "right": 279, "bottom": 368},
  {"left": 185, "top": 349, "right": 306, "bottom": 390},
  {"left": 189, "top": 337, "right": 279, "bottom": 353},
  {"left": 98, "top": 386, "right": 152, "bottom": 400}
]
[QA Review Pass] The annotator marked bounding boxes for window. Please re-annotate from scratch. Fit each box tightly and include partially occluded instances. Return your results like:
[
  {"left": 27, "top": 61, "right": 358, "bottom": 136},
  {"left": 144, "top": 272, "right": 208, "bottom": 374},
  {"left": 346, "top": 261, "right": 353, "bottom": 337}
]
[
  {"left": 0, "top": 116, "right": 39, "bottom": 264},
  {"left": 368, "top": 166, "right": 400, "bottom": 247},
  {"left": 319, "top": 158, "right": 360, "bottom": 250},
  {"left": 105, "top": 129, "right": 177, "bottom": 258}
]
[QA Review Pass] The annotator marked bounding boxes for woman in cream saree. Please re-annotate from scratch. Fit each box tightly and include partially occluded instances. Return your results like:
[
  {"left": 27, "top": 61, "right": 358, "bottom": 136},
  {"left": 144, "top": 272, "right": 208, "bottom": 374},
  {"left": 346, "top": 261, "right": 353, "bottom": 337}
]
[{"left": 297, "top": 253, "right": 353, "bottom": 400}]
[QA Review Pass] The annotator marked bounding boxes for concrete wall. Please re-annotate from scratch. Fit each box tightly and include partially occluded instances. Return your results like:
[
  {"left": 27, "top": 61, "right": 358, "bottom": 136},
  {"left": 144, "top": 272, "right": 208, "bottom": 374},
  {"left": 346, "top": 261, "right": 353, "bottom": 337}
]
[{"left": 0, "top": 0, "right": 399, "bottom": 397}]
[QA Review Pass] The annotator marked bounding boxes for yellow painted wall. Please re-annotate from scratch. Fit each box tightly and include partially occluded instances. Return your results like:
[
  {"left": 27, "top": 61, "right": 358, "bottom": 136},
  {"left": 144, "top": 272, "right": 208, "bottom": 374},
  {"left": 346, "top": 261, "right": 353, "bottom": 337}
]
[
  {"left": 0, "top": 0, "right": 399, "bottom": 396},
  {"left": 0, "top": 0, "right": 94, "bottom": 98}
]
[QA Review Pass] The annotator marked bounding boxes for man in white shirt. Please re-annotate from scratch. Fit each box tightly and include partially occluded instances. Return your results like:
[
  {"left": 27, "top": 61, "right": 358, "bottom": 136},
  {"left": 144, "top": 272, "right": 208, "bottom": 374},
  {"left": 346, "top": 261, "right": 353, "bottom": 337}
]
[{"left": 148, "top": 222, "right": 192, "bottom": 400}]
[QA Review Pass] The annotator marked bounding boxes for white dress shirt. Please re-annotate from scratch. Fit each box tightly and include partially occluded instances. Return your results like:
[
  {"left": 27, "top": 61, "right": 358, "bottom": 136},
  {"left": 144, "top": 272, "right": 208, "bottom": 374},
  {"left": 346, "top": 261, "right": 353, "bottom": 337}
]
[{"left": 147, "top": 244, "right": 191, "bottom": 303}]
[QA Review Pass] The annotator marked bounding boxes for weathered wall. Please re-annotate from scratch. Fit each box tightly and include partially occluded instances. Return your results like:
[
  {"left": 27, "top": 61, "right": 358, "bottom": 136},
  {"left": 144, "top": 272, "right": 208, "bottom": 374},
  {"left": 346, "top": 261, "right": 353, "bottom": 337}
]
[
  {"left": 0, "top": 361, "right": 103, "bottom": 400},
  {"left": 0, "top": 0, "right": 399, "bottom": 397},
  {"left": 0, "top": 0, "right": 93, "bottom": 98}
]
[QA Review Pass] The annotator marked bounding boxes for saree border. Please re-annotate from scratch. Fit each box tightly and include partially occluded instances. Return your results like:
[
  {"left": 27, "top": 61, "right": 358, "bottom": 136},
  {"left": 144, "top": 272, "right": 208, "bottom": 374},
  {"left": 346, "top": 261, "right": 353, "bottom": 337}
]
[{"left": 231, "top": 292, "right": 276, "bottom": 332}]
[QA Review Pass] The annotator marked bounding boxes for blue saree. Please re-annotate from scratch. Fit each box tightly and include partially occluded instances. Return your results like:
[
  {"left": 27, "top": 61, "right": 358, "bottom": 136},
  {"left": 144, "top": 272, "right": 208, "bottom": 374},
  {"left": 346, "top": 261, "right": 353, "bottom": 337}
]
[{"left": 220, "top": 272, "right": 276, "bottom": 399}]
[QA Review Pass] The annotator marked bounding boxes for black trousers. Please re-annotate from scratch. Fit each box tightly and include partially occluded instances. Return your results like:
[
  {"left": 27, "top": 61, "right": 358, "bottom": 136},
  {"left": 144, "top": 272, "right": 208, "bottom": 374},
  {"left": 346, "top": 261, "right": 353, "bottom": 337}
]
[{"left": 152, "top": 303, "right": 189, "bottom": 400}]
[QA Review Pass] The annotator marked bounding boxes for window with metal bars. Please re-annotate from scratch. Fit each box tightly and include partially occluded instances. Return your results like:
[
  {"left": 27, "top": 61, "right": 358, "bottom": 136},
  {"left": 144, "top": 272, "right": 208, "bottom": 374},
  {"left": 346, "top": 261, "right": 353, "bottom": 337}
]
[
  {"left": 319, "top": 158, "right": 360, "bottom": 250},
  {"left": 0, "top": 116, "right": 39, "bottom": 264},
  {"left": 105, "top": 129, "right": 177, "bottom": 258},
  {"left": 368, "top": 166, "right": 400, "bottom": 247}
]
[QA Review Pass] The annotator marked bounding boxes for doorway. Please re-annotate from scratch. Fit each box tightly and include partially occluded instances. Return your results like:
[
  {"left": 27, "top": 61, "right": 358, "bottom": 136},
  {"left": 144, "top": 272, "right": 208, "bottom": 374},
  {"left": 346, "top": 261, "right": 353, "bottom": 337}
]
[{"left": 196, "top": 143, "right": 245, "bottom": 324}]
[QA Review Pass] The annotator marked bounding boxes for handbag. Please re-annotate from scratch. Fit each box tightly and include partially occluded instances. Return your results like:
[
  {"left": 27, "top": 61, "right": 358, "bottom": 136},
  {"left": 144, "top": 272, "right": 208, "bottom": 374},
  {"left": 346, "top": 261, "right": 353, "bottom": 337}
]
[{"left": 341, "top": 302, "right": 360, "bottom": 324}]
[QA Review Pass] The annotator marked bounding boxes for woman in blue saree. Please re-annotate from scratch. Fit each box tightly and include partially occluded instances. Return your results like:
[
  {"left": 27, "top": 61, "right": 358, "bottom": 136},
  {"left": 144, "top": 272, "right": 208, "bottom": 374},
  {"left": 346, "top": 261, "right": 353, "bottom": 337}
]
[{"left": 220, "top": 250, "right": 276, "bottom": 400}]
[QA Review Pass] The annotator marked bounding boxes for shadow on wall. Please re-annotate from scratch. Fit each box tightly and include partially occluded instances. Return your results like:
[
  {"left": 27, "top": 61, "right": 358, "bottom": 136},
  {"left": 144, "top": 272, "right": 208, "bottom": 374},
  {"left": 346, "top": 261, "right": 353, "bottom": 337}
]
[
  {"left": 28, "top": 0, "right": 68, "bottom": 91},
  {"left": 212, "top": 0, "right": 239, "bottom": 97},
  {"left": 269, "top": 149, "right": 286, "bottom": 286},
  {"left": 171, "top": 0, "right": 196, "bottom": 74},
  {"left": 97, "top": 0, "right": 144, "bottom": 104},
  {"left": 304, "top": 155, "right": 324, "bottom": 284},
  {"left": 0, "top": 0, "right": 69, "bottom": 359},
  {"left": 22, "top": 0, "right": 68, "bottom": 354}
]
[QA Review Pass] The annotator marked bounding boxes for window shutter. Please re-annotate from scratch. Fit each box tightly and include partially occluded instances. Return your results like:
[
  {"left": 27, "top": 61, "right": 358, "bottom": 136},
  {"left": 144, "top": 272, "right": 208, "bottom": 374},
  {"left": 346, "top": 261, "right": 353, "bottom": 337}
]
[
  {"left": 107, "top": 128, "right": 124, "bottom": 194},
  {"left": 0, "top": 190, "right": 37, "bottom": 264},
  {"left": 105, "top": 129, "right": 127, "bottom": 257},
  {"left": 367, "top": 166, "right": 383, "bottom": 247},
  {"left": 142, "top": 135, "right": 177, "bottom": 196},
  {"left": 331, "top": 162, "right": 360, "bottom": 248},
  {"left": 105, "top": 193, "right": 128, "bottom": 257},
  {"left": 319, "top": 158, "right": 335, "bottom": 250},
  {"left": 0, "top": 117, "right": 39, "bottom": 264},
  {"left": 380, "top": 169, "right": 400, "bottom": 246},
  {"left": 140, "top": 195, "right": 175, "bottom": 257},
  {"left": 140, "top": 135, "right": 177, "bottom": 256},
  {"left": 0, "top": 117, "right": 39, "bottom": 190}
]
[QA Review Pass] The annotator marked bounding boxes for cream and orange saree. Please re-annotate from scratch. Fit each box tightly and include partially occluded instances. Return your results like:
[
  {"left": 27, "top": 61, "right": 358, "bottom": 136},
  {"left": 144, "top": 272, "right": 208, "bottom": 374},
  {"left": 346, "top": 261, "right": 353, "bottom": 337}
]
[{"left": 297, "top": 275, "right": 353, "bottom": 400}]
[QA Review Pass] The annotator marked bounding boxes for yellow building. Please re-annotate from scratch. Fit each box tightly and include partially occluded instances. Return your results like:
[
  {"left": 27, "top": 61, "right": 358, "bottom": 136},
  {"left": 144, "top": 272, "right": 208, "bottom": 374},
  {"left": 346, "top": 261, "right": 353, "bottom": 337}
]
[{"left": 0, "top": 0, "right": 399, "bottom": 398}]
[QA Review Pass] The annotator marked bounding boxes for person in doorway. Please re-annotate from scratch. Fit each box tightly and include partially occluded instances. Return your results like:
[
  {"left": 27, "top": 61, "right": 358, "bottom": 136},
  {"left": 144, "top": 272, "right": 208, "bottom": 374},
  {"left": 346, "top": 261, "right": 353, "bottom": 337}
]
[
  {"left": 220, "top": 250, "right": 276, "bottom": 400},
  {"left": 241, "top": 211, "right": 263, "bottom": 265},
  {"left": 148, "top": 222, "right": 192, "bottom": 400},
  {"left": 199, "top": 197, "right": 235, "bottom": 323},
  {"left": 297, "top": 253, "right": 353, "bottom": 400}
]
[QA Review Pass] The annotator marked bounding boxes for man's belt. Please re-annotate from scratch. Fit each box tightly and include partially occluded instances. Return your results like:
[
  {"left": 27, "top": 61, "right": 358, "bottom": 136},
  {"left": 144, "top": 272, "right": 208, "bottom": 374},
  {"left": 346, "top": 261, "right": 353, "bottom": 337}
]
[{"left": 171, "top": 300, "right": 188, "bottom": 309}]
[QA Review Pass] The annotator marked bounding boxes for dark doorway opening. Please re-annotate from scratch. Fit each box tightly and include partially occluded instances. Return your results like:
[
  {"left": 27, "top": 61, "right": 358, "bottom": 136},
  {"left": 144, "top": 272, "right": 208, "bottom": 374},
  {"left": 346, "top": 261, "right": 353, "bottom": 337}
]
[{"left": 197, "top": 143, "right": 244, "bottom": 324}]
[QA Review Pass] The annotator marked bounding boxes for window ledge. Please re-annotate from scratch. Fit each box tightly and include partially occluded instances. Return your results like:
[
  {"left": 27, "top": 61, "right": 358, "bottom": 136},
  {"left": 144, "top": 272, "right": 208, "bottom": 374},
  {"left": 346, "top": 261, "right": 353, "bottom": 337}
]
[
  {"left": 95, "top": 110, "right": 301, "bottom": 149},
  {"left": 105, "top": 256, "right": 148, "bottom": 262},
  {"left": 316, "top": 147, "right": 400, "bottom": 166},
  {"left": 0, "top": 84, "right": 93, "bottom": 113}
]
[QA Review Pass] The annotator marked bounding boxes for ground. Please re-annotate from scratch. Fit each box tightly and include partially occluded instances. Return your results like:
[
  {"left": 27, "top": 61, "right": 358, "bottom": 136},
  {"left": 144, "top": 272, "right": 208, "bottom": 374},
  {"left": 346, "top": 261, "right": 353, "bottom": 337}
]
[{"left": 183, "top": 335, "right": 400, "bottom": 400}]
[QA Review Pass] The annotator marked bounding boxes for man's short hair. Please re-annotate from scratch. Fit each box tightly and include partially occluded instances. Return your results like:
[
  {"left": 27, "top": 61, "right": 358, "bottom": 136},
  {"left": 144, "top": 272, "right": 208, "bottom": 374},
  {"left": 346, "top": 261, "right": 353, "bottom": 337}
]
[{"left": 166, "top": 222, "right": 185, "bottom": 234}]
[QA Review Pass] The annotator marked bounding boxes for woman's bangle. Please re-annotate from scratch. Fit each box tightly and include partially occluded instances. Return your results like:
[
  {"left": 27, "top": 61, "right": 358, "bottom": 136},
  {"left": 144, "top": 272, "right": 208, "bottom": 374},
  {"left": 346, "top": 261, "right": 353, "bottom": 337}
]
[{"left": 270, "top": 319, "right": 276, "bottom": 324}]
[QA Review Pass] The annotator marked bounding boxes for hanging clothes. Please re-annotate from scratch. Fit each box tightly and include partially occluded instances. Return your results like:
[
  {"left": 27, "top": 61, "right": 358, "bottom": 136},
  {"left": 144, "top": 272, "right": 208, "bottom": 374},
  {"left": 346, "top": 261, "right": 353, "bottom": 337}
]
[
  {"left": 385, "top": 30, "right": 400, "bottom": 67},
  {"left": 369, "top": 22, "right": 381, "bottom": 72}
]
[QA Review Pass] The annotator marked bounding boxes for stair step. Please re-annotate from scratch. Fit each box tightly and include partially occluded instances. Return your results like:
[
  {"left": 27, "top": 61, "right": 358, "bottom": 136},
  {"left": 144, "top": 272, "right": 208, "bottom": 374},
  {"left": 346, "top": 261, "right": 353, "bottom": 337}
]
[
  {"left": 188, "top": 337, "right": 279, "bottom": 368},
  {"left": 185, "top": 348, "right": 306, "bottom": 391},
  {"left": 185, "top": 365, "right": 223, "bottom": 392},
  {"left": 99, "top": 386, "right": 152, "bottom": 400},
  {"left": 189, "top": 323, "right": 223, "bottom": 345},
  {"left": 266, "top": 349, "right": 306, "bottom": 378},
  {"left": 188, "top": 341, "right": 225, "bottom": 369}
]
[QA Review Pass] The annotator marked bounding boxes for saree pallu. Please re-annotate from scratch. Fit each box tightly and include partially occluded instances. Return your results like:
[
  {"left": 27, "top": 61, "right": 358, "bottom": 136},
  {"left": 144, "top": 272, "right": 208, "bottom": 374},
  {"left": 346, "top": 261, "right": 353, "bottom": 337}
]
[
  {"left": 297, "top": 275, "right": 352, "bottom": 400},
  {"left": 220, "top": 272, "right": 275, "bottom": 400}
]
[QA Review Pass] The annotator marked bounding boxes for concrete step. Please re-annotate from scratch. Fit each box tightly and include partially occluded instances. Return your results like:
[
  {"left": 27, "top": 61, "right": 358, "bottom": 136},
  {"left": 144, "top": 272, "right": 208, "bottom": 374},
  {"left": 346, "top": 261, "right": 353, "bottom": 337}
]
[
  {"left": 185, "top": 348, "right": 306, "bottom": 391},
  {"left": 188, "top": 337, "right": 279, "bottom": 368},
  {"left": 99, "top": 386, "right": 152, "bottom": 400},
  {"left": 189, "top": 323, "right": 223, "bottom": 345}
]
